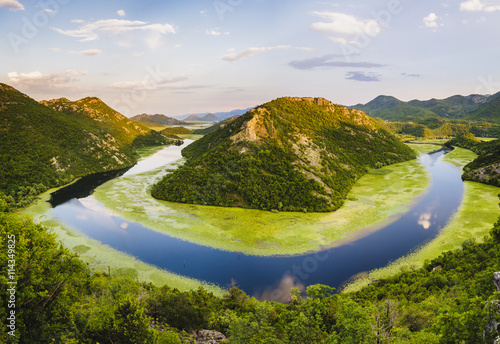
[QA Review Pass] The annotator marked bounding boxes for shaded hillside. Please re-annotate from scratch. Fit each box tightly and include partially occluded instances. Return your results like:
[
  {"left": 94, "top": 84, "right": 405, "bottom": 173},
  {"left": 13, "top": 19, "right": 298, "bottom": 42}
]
[
  {"left": 152, "top": 97, "right": 416, "bottom": 212},
  {"left": 0, "top": 84, "right": 168, "bottom": 208},
  {"left": 445, "top": 133, "right": 500, "bottom": 186},
  {"left": 353, "top": 93, "right": 497, "bottom": 122},
  {"left": 131, "top": 113, "right": 186, "bottom": 127}
]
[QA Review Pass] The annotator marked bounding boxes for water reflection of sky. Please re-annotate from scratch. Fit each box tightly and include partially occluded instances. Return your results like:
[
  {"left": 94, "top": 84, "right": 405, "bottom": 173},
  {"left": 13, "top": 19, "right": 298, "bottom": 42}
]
[
  {"left": 52, "top": 148, "right": 464, "bottom": 300},
  {"left": 123, "top": 140, "right": 193, "bottom": 176}
]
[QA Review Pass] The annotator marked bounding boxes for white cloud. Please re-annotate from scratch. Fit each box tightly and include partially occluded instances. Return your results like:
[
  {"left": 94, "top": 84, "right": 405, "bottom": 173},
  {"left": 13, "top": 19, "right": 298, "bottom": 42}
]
[
  {"left": 117, "top": 10, "right": 126, "bottom": 17},
  {"left": 0, "top": 0, "right": 24, "bottom": 11},
  {"left": 205, "top": 28, "right": 229, "bottom": 36},
  {"left": 460, "top": 0, "right": 500, "bottom": 12},
  {"left": 311, "top": 11, "right": 381, "bottom": 37},
  {"left": 423, "top": 13, "right": 442, "bottom": 28},
  {"left": 50, "top": 47, "right": 60, "bottom": 52},
  {"left": 7, "top": 70, "right": 87, "bottom": 89},
  {"left": 111, "top": 75, "right": 189, "bottom": 90},
  {"left": 68, "top": 49, "right": 102, "bottom": 56},
  {"left": 220, "top": 45, "right": 291, "bottom": 62},
  {"left": 52, "top": 19, "right": 177, "bottom": 48}
]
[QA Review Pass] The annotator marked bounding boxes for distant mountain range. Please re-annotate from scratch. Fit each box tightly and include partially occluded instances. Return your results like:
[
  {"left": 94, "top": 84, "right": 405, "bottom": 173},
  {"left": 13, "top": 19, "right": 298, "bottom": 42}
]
[
  {"left": 130, "top": 114, "right": 186, "bottom": 127},
  {"left": 0, "top": 83, "right": 169, "bottom": 208},
  {"left": 179, "top": 107, "right": 254, "bottom": 122},
  {"left": 152, "top": 97, "right": 416, "bottom": 212},
  {"left": 352, "top": 92, "right": 500, "bottom": 123}
]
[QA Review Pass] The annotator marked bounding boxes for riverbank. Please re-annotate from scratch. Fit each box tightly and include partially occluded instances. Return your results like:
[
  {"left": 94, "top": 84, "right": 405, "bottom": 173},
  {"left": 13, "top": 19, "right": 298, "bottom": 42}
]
[
  {"left": 91, "top": 144, "right": 434, "bottom": 256},
  {"left": 21, "top": 152, "right": 225, "bottom": 296},
  {"left": 343, "top": 146, "right": 499, "bottom": 292}
]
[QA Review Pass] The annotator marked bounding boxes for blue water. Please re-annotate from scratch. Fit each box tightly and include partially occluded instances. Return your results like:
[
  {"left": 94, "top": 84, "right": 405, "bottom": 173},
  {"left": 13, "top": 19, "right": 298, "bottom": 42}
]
[{"left": 51, "top": 149, "right": 463, "bottom": 301}]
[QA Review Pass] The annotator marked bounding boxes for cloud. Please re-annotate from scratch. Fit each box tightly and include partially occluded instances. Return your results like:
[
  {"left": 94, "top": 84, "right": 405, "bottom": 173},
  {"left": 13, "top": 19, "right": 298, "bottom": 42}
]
[
  {"left": 220, "top": 45, "right": 291, "bottom": 62},
  {"left": 52, "top": 19, "right": 177, "bottom": 48},
  {"left": 345, "top": 71, "right": 381, "bottom": 82},
  {"left": 311, "top": 11, "right": 381, "bottom": 37},
  {"left": 401, "top": 72, "right": 420, "bottom": 78},
  {"left": 0, "top": 0, "right": 24, "bottom": 11},
  {"left": 460, "top": 0, "right": 500, "bottom": 12},
  {"left": 289, "top": 54, "right": 385, "bottom": 70},
  {"left": 423, "top": 13, "right": 443, "bottom": 28},
  {"left": 117, "top": 10, "right": 126, "bottom": 17},
  {"left": 417, "top": 212, "right": 435, "bottom": 230},
  {"left": 7, "top": 70, "right": 87, "bottom": 90},
  {"left": 68, "top": 49, "right": 102, "bottom": 56},
  {"left": 111, "top": 75, "right": 189, "bottom": 90},
  {"left": 205, "top": 28, "right": 229, "bottom": 36}
]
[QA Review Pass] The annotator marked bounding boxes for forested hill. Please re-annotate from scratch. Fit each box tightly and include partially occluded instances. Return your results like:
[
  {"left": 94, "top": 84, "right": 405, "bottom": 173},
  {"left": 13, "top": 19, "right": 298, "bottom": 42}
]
[
  {"left": 445, "top": 134, "right": 500, "bottom": 187},
  {"left": 353, "top": 93, "right": 498, "bottom": 122},
  {"left": 0, "top": 84, "right": 169, "bottom": 209},
  {"left": 130, "top": 113, "right": 187, "bottom": 127},
  {"left": 152, "top": 97, "right": 416, "bottom": 212}
]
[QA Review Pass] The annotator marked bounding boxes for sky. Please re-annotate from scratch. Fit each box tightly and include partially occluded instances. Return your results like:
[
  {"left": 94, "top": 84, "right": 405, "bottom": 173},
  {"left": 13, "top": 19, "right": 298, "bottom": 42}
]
[{"left": 1, "top": 0, "right": 500, "bottom": 117}]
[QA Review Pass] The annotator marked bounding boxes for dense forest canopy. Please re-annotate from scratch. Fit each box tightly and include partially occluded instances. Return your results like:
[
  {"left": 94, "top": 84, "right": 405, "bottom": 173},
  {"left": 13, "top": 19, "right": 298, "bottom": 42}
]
[{"left": 152, "top": 97, "right": 417, "bottom": 212}]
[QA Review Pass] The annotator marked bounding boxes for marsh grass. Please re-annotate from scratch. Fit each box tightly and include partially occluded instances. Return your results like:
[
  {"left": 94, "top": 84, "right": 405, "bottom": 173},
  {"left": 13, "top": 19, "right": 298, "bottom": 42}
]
[
  {"left": 92, "top": 144, "right": 433, "bottom": 256},
  {"left": 343, "top": 148, "right": 499, "bottom": 293},
  {"left": 21, "top": 182, "right": 225, "bottom": 294}
]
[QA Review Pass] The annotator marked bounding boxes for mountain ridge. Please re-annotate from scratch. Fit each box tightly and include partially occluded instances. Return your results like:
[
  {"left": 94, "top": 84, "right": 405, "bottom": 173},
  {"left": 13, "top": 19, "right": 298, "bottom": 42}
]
[{"left": 352, "top": 92, "right": 498, "bottom": 122}]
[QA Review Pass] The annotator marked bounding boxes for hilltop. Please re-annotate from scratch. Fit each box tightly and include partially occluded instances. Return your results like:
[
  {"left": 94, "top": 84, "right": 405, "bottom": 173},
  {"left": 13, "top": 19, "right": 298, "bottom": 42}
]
[
  {"left": 0, "top": 84, "right": 169, "bottom": 208},
  {"left": 152, "top": 97, "right": 416, "bottom": 212},
  {"left": 184, "top": 113, "right": 221, "bottom": 122},
  {"left": 130, "top": 113, "right": 187, "bottom": 128}
]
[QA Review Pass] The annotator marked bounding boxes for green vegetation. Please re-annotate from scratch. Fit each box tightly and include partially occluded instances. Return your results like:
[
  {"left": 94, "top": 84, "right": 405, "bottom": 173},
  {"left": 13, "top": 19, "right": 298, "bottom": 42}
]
[
  {"left": 152, "top": 97, "right": 416, "bottom": 212},
  {"left": 353, "top": 92, "right": 500, "bottom": 123},
  {"left": 469, "top": 93, "right": 500, "bottom": 123},
  {"left": 445, "top": 133, "right": 500, "bottom": 187},
  {"left": 91, "top": 144, "right": 429, "bottom": 256},
  {"left": 160, "top": 126, "right": 194, "bottom": 139},
  {"left": 2, "top": 196, "right": 500, "bottom": 343},
  {"left": 0, "top": 84, "right": 170, "bottom": 210},
  {"left": 20, "top": 188, "right": 224, "bottom": 294},
  {"left": 130, "top": 114, "right": 187, "bottom": 128}
]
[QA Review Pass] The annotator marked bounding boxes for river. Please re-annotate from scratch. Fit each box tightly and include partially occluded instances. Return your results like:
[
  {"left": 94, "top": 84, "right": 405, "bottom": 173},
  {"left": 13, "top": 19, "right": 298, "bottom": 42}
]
[{"left": 50, "top": 143, "right": 463, "bottom": 301}]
